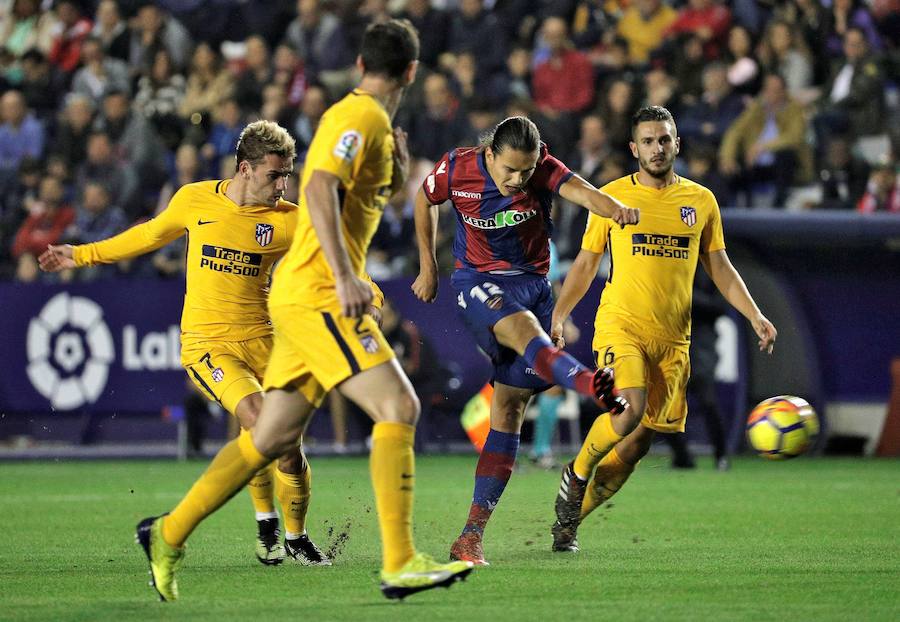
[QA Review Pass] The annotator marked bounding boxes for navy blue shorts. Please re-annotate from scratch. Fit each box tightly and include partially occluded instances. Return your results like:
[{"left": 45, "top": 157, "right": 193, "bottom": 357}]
[{"left": 450, "top": 269, "right": 554, "bottom": 390}]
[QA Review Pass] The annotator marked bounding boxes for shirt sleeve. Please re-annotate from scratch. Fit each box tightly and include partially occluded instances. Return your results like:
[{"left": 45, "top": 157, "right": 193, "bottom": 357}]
[
  {"left": 531, "top": 144, "right": 574, "bottom": 193},
  {"left": 422, "top": 151, "right": 452, "bottom": 204},
  {"left": 73, "top": 186, "right": 189, "bottom": 266},
  {"left": 700, "top": 189, "right": 726, "bottom": 254},
  {"left": 305, "top": 107, "right": 385, "bottom": 187},
  {"left": 581, "top": 212, "right": 611, "bottom": 254}
]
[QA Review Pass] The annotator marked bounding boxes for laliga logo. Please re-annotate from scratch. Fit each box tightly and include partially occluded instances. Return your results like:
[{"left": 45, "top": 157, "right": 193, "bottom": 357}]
[{"left": 26, "top": 292, "right": 114, "bottom": 410}]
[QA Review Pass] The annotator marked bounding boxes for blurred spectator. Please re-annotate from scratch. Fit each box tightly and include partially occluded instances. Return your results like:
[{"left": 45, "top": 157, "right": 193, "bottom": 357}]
[
  {"left": 93, "top": 89, "right": 167, "bottom": 195},
  {"left": 857, "top": 162, "right": 900, "bottom": 213},
  {"left": 48, "top": 0, "right": 92, "bottom": 75},
  {"left": 724, "top": 24, "right": 760, "bottom": 96},
  {"left": 66, "top": 181, "right": 128, "bottom": 280},
  {"left": 679, "top": 62, "right": 745, "bottom": 151},
  {"left": 151, "top": 142, "right": 202, "bottom": 277},
  {"left": 369, "top": 186, "right": 416, "bottom": 278},
  {"left": 70, "top": 36, "right": 130, "bottom": 107},
  {"left": 686, "top": 143, "right": 731, "bottom": 206},
  {"left": 128, "top": 2, "right": 192, "bottom": 76},
  {"left": 133, "top": 48, "right": 186, "bottom": 149},
  {"left": 816, "top": 27, "right": 885, "bottom": 143},
  {"left": 201, "top": 98, "right": 243, "bottom": 176},
  {"left": 644, "top": 67, "right": 680, "bottom": 116},
  {"left": 617, "top": 0, "right": 677, "bottom": 66},
  {"left": 0, "top": 89, "right": 44, "bottom": 192},
  {"left": 12, "top": 175, "right": 74, "bottom": 281},
  {"left": 0, "top": 0, "right": 56, "bottom": 61},
  {"left": 399, "top": 0, "right": 449, "bottom": 70},
  {"left": 18, "top": 49, "right": 63, "bottom": 120},
  {"left": 719, "top": 74, "right": 812, "bottom": 207},
  {"left": 292, "top": 84, "right": 329, "bottom": 159},
  {"left": 0, "top": 156, "right": 41, "bottom": 277},
  {"left": 758, "top": 20, "right": 814, "bottom": 101},
  {"left": 76, "top": 130, "right": 139, "bottom": 218},
  {"left": 597, "top": 78, "right": 637, "bottom": 157},
  {"left": 91, "top": 0, "right": 130, "bottom": 62},
  {"left": 448, "top": 51, "right": 479, "bottom": 107},
  {"left": 52, "top": 92, "right": 94, "bottom": 173},
  {"left": 446, "top": 0, "right": 507, "bottom": 76},
  {"left": 272, "top": 44, "right": 307, "bottom": 108},
  {"left": 233, "top": 35, "right": 272, "bottom": 114},
  {"left": 669, "top": 34, "right": 706, "bottom": 106},
  {"left": 816, "top": 137, "right": 870, "bottom": 210},
  {"left": 823, "top": 0, "right": 883, "bottom": 57},
  {"left": 259, "top": 84, "right": 293, "bottom": 129},
  {"left": 772, "top": 0, "right": 829, "bottom": 84},
  {"left": 495, "top": 45, "right": 532, "bottom": 105},
  {"left": 179, "top": 42, "right": 234, "bottom": 122},
  {"left": 408, "top": 72, "right": 469, "bottom": 163},
  {"left": 283, "top": 0, "right": 352, "bottom": 79},
  {"left": 665, "top": 0, "right": 731, "bottom": 60},
  {"left": 532, "top": 16, "right": 595, "bottom": 116}
]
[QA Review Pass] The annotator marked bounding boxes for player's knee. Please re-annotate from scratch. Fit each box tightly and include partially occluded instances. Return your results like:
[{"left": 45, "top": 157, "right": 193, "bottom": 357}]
[
  {"left": 379, "top": 389, "right": 420, "bottom": 426},
  {"left": 276, "top": 446, "right": 305, "bottom": 474}
]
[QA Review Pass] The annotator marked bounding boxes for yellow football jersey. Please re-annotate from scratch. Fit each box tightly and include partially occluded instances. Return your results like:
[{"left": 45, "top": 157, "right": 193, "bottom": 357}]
[
  {"left": 582, "top": 174, "right": 725, "bottom": 346},
  {"left": 73, "top": 180, "right": 297, "bottom": 342},
  {"left": 269, "top": 88, "right": 394, "bottom": 309}
]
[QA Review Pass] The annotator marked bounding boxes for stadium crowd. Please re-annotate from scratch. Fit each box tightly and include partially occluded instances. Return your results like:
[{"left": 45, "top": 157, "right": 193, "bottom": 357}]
[{"left": 1, "top": 0, "right": 898, "bottom": 282}]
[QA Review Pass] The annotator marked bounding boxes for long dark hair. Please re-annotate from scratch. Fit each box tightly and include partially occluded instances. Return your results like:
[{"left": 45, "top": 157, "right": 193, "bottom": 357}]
[{"left": 481, "top": 116, "right": 540, "bottom": 154}]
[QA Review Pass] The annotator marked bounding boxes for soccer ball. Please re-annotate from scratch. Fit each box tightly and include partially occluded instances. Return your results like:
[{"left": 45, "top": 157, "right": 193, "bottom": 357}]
[{"left": 746, "top": 395, "right": 819, "bottom": 459}]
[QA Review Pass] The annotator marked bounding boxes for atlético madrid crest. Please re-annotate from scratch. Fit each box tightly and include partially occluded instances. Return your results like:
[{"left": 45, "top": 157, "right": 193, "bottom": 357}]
[
  {"left": 680, "top": 206, "right": 696, "bottom": 227},
  {"left": 256, "top": 223, "right": 274, "bottom": 247}
]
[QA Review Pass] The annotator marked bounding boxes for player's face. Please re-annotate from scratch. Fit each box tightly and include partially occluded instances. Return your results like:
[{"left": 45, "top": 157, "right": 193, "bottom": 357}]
[
  {"left": 486, "top": 147, "right": 539, "bottom": 196},
  {"left": 244, "top": 154, "right": 294, "bottom": 206},
  {"left": 630, "top": 121, "right": 679, "bottom": 179}
]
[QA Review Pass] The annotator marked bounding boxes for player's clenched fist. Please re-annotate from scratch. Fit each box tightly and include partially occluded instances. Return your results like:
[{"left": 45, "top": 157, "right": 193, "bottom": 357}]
[
  {"left": 411, "top": 267, "right": 438, "bottom": 303},
  {"left": 611, "top": 205, "right": 640, "bottom": 226},
  {"left": 336, "top": 274, "right": 374, "bottom": 318},
  {"left": 38, "top": 244, "right": 76, "bottom": 272}
]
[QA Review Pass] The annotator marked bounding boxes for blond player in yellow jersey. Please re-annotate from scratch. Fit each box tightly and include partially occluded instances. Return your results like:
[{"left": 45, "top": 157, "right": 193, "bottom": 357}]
[
  {"left": 130, "top": 20, "right": 474, "bottom": 603},
  {"left": 549, "top": 106, "right": 778, "bottom": 552},
  {"left": 37, "top": 121, "right": 344, "bottom": 567}
]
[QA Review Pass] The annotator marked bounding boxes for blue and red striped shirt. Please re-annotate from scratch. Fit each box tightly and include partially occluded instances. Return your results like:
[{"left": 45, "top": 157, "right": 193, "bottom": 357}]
[{"left": 422, "top": 144, "right": 573, "bottom": 275}]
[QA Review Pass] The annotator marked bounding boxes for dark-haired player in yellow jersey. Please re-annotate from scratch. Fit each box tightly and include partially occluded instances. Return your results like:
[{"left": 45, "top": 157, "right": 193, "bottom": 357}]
[
  {"left": 38, "top": 121, "right": 348, "bottom": 567},
  {"left": 127, "top": 19, "right": 474, "bottom": 602},
  {"left": 549, "top": 106, "right": 778, "bottom": 552}
]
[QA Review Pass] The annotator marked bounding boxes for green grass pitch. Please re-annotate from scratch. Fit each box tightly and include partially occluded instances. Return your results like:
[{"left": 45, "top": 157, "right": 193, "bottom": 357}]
[{"left": 1, "top": 455, "right": 898, "bottom": 621}]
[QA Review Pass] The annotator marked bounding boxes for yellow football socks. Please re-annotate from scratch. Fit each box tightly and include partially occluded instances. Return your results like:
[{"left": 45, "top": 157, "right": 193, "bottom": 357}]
[
  {"left": 275, "top": 462, "right": 310, "bottom": 536},
  {"left": 163, "top": 430, "right": 269, "bottom": 548},
  {"left": 370, "top": 422, "right": 416, "bottom": 573},
  {"left": 245, "top": 433, "right": 276, "bottom": 515},
  {"left": 573, "top": 413, "right": 624, "bottom": 480},
  {"left": 580, "top": 447, "right": 635, "bottom": 520}
]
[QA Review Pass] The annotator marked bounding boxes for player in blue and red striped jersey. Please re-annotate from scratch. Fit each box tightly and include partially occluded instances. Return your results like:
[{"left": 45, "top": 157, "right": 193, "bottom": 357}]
[{"left": 412, "top": 116, "right": 640, "bottom": 565}]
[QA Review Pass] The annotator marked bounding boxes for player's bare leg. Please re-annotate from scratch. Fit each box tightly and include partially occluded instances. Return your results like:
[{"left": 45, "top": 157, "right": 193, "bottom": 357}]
[
  {"left": 451, "top": 383, "right": 532, "bottom": 565},
  {"left": 553, "top": 387, "right": 646, "bottom": 552},
  {"left": 338, "top": 359, "right": 474, "bottom": 599},
  {"left": 493, "top": 311, "right": 626, "bottom": 412}
]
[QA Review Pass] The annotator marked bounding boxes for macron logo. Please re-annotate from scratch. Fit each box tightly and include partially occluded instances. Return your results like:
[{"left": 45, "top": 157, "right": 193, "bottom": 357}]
[{"left": 452, "top": 189, "right": 482, "bottom": 200}]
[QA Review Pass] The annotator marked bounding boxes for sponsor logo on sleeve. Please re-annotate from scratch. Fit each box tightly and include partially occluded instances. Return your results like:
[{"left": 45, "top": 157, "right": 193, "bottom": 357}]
[{"left": 333, "top": 130, "right": 363, "bottom": 161}]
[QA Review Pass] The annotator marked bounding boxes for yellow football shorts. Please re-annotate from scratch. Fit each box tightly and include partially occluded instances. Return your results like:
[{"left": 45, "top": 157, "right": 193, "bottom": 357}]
[
  {"left": 593, "top": 322, "right": 691, "bottom": 433},
  {"left": 263, "top": 303, "right": 395, "bottom": 407},
  {"left": 181, "top": 335, "right": 271, "bottom": 416}
]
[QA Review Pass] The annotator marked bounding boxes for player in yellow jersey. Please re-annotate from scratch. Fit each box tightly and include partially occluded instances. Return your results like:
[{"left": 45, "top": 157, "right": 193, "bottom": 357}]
[
  {"left": 548, "top": 106, "right": 778, "bottom": 552},
  {"left": 131, "top": 19, "right": 474, "bottom": 602},
  {"left": 37, "top": 120, "right": 339, "bottom": 567}
]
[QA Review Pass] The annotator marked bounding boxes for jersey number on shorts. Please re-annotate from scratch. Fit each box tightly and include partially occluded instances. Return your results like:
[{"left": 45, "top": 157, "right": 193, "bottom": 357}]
[{"left": 595, "top": 346, "right": 615, "bottom": 367}]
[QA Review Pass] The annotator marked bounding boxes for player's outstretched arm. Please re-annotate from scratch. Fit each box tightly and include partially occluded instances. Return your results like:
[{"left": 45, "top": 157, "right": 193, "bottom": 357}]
[
  {"left": 550, "top": 248, "right": 602, "bottom": 348},
  {"left": 411, "top": 187, "right": 440, "bottom": 303},
  {"left": 38, "top": 244, "right": 76, "bottom": 272},
  {"left": 558, "top": 174, "right": 640, "bottom": 227},
  {"left": 701, "top": 249, "right": 777, "bottom": 353},
  {"left": 305, "top": 169, "right": 373, "bottom": 318}
]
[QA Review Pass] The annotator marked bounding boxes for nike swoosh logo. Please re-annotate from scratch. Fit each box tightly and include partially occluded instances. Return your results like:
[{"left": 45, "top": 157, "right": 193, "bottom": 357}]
[
  {"left": 400, "top": 473, "right": 414, "bottom": 479},
  {"left": 197, "top": 219, "right": 217, "bottom": 225}
]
